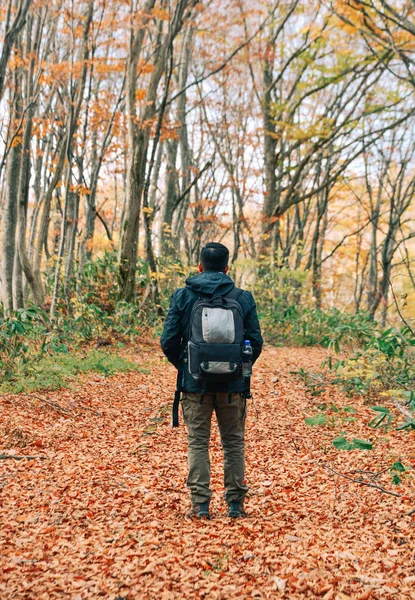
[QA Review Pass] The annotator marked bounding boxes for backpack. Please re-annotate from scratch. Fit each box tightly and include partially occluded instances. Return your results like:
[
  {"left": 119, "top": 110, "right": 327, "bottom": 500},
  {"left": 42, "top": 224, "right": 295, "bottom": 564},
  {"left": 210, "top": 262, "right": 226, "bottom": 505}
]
[{"left": 187, "top": 287, "right": 244, "bottom": 389}]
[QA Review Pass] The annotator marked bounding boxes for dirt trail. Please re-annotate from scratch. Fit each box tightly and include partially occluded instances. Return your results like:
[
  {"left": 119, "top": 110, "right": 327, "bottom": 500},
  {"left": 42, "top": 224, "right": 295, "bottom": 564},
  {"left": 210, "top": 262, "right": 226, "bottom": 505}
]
[{"left": 1, "top": 345, "right": 414, "bottom": 599}]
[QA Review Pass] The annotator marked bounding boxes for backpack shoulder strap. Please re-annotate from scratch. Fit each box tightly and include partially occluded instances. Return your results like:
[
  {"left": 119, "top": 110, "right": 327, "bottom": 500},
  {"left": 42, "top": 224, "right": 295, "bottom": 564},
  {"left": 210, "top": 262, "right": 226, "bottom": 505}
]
[
  {"left": 226, "top": 286, "right": 243, "bottom": 302},
  {"left": 172, "top": 370, "right": 182, "bottom": 427}
]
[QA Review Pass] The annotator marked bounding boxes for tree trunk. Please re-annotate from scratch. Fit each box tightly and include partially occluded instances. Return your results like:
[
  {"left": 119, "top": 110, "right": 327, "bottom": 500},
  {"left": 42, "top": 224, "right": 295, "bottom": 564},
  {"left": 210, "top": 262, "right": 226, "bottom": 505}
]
[
  {"left": 50, "top": 160, "right": 72, "bottom": 319},
  {"left": 261, "top": 57, "right": 278, "bottom": 254},
  {"left": 173, "top": 51, "right": 193, "bottom": 252},
  {"left": 33, "top": 133, "right": 66, "bottom": 286},
  {"left": 16, "top": 13, "right": 45, "bottom": 308},
  {"left": 13, "top": 245, "right": 24, "bottom": 309},
  {"left": 0, "top": 0, "right": 31, "bottom": 102},
  {"left": 1, "top": 143, "right": 21, "bottom": 312},
  {"left": 160, "top": 26, "right": 193, "bottom": 255},
  {"left": 308, "top": 160, "right": 329, "bottom": 309},
  {"left": 76, "top": 59, "right": 97, "bottom": 294},
  {"left": 160, "top": 139, "right": 179, "bottom": 254},
  {"left": 119, "top": 0, "right": 194, "bottom": 300},
  {"left": 16, "top": 109, "right": 45, "bottom": 307},
  {"left": 63, "top": 191, "right": 79, "bottom": 311},
  {"left": 27, "top": 126, "right": 47, "bottom": 263},
  {"left": 119, "top": 139, "right": 144, "bottom": 300},
  {"left": 366, "top": 181, "right": 383, "bottom": 316},
  {"left": 49, "top": 2, "right": 93, "bottom": 318},
  {"left": 118, "top": 0, "right": 157, "bottom": 301},
  {"left": 312, "top": 194, "right": 328, "bottom": 310},
  {"left": 377, "top": 222, "right": 398, "bottom": 324}
]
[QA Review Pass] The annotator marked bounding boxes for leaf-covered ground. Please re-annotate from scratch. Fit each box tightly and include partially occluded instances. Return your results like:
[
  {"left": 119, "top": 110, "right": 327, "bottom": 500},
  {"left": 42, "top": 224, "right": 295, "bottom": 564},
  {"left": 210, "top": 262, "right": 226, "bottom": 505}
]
[{"left": 1, "top": 345, "right": 414, "bottom": 599}]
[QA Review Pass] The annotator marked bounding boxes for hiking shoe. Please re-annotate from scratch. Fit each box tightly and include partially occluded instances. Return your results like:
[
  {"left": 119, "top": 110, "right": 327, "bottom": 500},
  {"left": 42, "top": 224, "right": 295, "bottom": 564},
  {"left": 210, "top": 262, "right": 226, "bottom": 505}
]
[
  {"left": 185, "top": 501, "right": 210, "bottom": 520},
  {"left": 227, "top": 499, "right": 247, "bottom": 518}
]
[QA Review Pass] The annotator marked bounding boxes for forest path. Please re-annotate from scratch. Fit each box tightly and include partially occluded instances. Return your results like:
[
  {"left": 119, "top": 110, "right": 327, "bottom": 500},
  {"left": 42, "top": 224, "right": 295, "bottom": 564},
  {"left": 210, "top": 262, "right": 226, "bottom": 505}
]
[{"left": 1, "top": 344, "right": 414, "bottom": 599}]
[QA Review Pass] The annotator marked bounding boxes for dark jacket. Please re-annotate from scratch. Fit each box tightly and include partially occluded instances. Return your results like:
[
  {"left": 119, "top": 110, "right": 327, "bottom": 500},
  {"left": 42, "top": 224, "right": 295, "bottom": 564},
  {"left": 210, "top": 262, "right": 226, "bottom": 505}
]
[{"left": 160, "top": 271, "right": 263, "bottom": 393}]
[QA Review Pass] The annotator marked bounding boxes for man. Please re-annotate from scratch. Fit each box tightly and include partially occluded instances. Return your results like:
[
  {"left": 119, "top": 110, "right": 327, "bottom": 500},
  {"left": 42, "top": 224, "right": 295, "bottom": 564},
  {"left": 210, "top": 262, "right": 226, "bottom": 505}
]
[{"left": 160, "top": 242, "right": 263, "bottom": 519}]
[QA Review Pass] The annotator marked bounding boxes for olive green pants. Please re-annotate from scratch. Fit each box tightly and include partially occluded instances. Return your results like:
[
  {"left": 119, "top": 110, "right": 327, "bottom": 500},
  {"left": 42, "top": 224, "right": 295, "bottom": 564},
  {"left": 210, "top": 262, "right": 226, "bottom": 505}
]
[{"left": 181, "top": 392, "right": 248, "bottom": 504}]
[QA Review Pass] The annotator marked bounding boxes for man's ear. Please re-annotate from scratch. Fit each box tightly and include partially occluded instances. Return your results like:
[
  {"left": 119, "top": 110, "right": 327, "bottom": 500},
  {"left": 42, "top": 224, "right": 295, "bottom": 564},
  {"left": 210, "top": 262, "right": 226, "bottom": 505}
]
[
  {"left": 198, "top": 262, "right": 204, "bottom": 272},
  {"left": 224, "top": 265, "right": 229, "bottom": 274}
]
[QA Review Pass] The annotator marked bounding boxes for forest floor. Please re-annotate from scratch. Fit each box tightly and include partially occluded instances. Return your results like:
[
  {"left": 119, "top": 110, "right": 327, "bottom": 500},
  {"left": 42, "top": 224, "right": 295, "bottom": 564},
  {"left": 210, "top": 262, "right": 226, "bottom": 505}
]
[{"left": 1, "top": 343, "right": 414, "bottom": 600}]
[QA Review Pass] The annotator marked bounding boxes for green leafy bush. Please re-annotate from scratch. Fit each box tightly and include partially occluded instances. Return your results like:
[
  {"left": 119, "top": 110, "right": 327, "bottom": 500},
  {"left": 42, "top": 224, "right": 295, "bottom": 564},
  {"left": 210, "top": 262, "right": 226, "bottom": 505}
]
[
  {"left": 259, "top": 299, "right": 378, "bottom": 348},
  {"left": 0, "top": 307, "right": 50, "bottom": 382},
  {"left": 329, "top": 326, "right": 415, "bottom": 399},
  {"left": 0, "top": 350, "right": 143, "bottom": 394},
  {"left": 0, "top": 251, "right": 191, "bottom": 391}
]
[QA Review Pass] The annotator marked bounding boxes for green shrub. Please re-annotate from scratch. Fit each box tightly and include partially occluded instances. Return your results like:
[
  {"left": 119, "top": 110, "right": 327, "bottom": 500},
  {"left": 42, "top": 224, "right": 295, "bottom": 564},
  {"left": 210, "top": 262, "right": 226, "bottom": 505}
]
[
  {"left": 0, "top": 306, "right": 50, "bottom": 381},
  {"left": 0, "top": 251, "right": 193, "bottom": 391},
  {"left": 259, "top": 301, "right": 377, "bottom": 348},
  {"left": 0, "top": 350, "right": 143, "bottom": 394},
  {"left": 330, "top": 328, "right": 415, "bottom": 399}
]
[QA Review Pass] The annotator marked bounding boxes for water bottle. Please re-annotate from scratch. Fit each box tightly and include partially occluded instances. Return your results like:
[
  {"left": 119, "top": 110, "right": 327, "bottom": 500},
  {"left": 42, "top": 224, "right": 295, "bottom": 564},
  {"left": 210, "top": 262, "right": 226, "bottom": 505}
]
[{"left": 242, "top": 340, "right": 253, "bottom": 378}]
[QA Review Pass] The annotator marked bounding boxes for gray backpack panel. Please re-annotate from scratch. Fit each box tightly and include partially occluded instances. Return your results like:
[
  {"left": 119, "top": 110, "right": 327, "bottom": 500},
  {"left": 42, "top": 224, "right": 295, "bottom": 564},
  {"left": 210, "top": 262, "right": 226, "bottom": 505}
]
[{"left": 187, "top": 288, "right": 244, "bottom": 384}]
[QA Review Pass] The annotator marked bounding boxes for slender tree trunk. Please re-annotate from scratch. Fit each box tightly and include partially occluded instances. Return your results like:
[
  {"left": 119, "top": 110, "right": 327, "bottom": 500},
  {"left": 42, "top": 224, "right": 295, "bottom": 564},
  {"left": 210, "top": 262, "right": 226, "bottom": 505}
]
[
  {"left": 119, "top": 0, "right": 194, "bottom": 300},
  {"left": 312, "top": 192, "right": 329, "bottom": 309},
  {"left": 231, "top": 191, "right": 240, "bottom": 264},
  {"left": 77, "top": 187, "right": 96, "bottom": 295},
  {"left": 294, "top": 204, "right": 304, "bottom": 270},
  {"left": 367, "top": 219, "right": 379, "bottom": 316},
  {"left": 0, "top": 0, "right": 31, "bottom": 102},
  {"left": 118, "top": 0, "right": 157, "bottom": 301},
  {"left": 111, "top": 174, "right": 118, "bottom": 238},
  {"left": 1, "top": 143, "right": 21, "bottom": 312},
  {"left": 50, "top": 2, "right": 93, "bottom": 318},
  {"left": 16, "top": 13, "right": 45, "bottom": 308},
  {"left": 367, "top": 183, "right": 383, "bottom": 316},
  {"left": 76, "top": 60, "right": 96, "bottom": 293},
  {"left": 1, "top": 46, "right": 23, "bottom": 312},
  {"left": 27, "top": 127, "right": 47, "bottom": 263},
  {"left": 63, "top": 190, "right": 79, "bottom": 311},
  {"left": 377, "top": 222, "right": 398, "bottom": 324},
  {"left": 13, "top": 245, "right": 24, "bottom": 309},
  {"left": 119, "top": 133, "right": 146, "bottom": 300},
  {"left": 33, "top": 134, "right": 66, "bottom": 285},
  {"left": 261, "top": 57, "right": 278, "bottom": 254},
  {"left": 174, "top": 60, "right": 193, "bottom": 252},
  {"left": 50, "top": 159, "right": 72, "bottom": 319},
  {"left": 161, "top": 139, "right": 179, "bottom": 254},
  {"left": 16, "top": 109, "right": 45, "bottom": 307},
  {"left": 160, "top": 26, "right": 193, "bottom": 255},
  {"left": 119, "top": 137, "right": 128, "bottom": 237}
]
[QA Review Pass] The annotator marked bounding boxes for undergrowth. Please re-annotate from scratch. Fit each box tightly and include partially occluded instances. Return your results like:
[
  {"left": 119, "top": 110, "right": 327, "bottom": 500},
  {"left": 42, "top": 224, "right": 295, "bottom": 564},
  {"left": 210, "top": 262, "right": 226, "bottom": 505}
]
[
  {"left": 259, "top": 301, "right": 377, "bottom": 349},
  {"left": 0, "top": 350, "right": 145, "bottom": 394},
  {"left": 0, "top": 252, "right": 180, "bottom": 392},
  {"left": 1, "top": 253, "right": 414, "bottom": 404}
]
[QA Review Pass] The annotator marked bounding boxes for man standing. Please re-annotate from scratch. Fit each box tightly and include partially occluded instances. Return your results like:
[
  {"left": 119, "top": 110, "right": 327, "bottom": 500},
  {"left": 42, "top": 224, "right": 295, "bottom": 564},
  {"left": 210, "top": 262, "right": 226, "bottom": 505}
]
[{"left": 161, "top": 242, "right": 263, "bottom": 519}]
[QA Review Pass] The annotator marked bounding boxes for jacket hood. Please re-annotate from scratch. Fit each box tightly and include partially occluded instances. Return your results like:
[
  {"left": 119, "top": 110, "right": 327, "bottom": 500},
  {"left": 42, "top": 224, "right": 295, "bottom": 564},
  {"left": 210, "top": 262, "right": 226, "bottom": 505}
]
[{"left": 185, "top": 271, "right": 235, "bottom": 297}]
